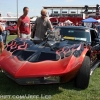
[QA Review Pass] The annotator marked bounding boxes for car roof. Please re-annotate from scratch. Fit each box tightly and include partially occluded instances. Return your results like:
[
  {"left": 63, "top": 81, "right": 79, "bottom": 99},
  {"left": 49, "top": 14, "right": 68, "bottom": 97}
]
[{"left": 57, "top": 26, "right": 94, "bottom": 31}]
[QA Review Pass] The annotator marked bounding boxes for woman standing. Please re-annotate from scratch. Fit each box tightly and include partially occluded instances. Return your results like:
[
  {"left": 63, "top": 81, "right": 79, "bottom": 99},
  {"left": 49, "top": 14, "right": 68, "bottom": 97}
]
[{"left": 0, "top": 24, "right": 4, "bottom": 53}]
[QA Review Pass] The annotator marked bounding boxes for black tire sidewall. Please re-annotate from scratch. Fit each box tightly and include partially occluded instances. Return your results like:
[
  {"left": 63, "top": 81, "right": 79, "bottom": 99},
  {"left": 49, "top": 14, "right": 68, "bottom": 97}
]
[{"left": 75, "top": 56, "right": 90, "bottom": 89}]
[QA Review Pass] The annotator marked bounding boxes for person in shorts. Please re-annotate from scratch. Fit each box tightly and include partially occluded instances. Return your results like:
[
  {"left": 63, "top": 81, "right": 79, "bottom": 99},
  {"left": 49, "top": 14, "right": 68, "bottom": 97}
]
[{"left": 17, "top": 7, "right": 31, "bottom": 39}]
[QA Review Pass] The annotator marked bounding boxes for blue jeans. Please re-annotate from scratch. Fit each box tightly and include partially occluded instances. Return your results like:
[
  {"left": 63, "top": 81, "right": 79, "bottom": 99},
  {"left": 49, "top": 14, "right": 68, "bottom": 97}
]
[
  {"left": 1, "top": 31, "right": 7, "bottom": 44},
  {"left": 0, "top": 35, "right": 3, "bottom": 42}
]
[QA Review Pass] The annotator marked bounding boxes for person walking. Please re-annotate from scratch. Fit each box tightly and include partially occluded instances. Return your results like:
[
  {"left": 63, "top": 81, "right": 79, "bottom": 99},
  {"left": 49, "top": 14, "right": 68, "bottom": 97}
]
[
  {"left": 17, "top": 7, "right": 31, "bottom": 39},
  {"left": 32, "top": 9, "right": 53, "bottom": 40}
]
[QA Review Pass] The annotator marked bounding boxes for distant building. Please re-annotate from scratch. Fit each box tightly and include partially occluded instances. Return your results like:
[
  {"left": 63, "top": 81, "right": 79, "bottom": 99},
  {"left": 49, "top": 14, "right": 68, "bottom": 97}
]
[{"left": 43, "top": 5, "right": 100, "bottom": 24}]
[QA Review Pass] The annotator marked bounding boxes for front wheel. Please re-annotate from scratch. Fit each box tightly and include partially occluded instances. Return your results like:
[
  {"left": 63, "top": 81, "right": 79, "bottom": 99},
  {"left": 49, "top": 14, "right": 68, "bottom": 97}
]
[{"left": 75, "top": 56, "right": 90, "bottom": 89}]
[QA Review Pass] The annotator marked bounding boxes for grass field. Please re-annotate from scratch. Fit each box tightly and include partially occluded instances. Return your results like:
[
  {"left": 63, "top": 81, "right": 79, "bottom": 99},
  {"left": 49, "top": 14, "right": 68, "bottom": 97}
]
[{"left": 0, "top": 35, "right": 100, "bottom": 100}]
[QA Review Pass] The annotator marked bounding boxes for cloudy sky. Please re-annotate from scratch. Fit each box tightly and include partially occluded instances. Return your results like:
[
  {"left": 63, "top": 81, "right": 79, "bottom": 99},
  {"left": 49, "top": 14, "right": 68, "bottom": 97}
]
[{"left": 0, "top": 0, "right": 100, "bottom": 17}]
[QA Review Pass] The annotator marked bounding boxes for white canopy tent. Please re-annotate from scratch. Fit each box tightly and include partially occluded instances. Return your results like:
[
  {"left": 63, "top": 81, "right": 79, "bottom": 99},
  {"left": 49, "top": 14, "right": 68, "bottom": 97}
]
[
  {"left": 64, "top": 20, "right": 73, "bottom": 24},
  {"left": 97, "top": 19, "right": 100, "bottom": 23},
  {"left": 30, "top": 17, "right": 37, "bottom": 22}
]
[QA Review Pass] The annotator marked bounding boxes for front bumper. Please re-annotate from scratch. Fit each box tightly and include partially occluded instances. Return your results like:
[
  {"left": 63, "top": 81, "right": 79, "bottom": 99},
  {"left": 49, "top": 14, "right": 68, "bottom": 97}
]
[{"left": 4, "top": 71, "right": 60, "bottom": 85}]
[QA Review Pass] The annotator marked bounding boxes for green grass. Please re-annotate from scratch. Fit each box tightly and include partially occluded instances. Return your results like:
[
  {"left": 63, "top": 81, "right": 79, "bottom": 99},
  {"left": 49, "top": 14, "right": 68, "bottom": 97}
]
[
  {"left": 6, "top": 35, "right": 17, "bottom": 43},
  {"left": 0, "top": 35, "right": 100, "bottom": 100}
]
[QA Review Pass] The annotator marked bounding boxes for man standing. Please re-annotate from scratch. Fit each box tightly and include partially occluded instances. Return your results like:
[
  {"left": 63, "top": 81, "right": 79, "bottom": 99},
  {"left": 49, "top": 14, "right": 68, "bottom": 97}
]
[
  {"left": 32, "top": 9, "right": 53, "bottom": 40},
  {"left": 17, "top": 7, "right": 31, "bottom": 39}
]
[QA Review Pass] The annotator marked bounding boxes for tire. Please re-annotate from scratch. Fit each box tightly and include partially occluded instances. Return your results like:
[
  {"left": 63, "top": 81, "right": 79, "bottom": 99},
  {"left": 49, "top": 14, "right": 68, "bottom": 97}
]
[{"left": 75, "top": 56, "right": 90, "bottom": 89}]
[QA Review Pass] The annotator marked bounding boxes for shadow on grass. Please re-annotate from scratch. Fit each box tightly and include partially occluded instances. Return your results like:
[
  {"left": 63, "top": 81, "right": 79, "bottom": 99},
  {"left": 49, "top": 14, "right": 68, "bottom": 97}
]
[{"left": 0, "top": 72, "right": 81, "bottom": 96}]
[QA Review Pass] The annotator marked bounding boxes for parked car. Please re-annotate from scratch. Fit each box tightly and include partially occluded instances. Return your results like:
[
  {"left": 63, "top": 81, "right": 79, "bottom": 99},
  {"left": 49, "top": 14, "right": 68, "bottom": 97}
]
[{"left": 5, "top": 25, "right": 17, "bottom": 34}]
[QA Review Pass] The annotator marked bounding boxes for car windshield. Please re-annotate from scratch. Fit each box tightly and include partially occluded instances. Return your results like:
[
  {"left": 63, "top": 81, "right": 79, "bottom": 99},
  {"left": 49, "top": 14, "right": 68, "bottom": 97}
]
[{"left": 56, "top": 27, "right": 91, "bottom": 42}]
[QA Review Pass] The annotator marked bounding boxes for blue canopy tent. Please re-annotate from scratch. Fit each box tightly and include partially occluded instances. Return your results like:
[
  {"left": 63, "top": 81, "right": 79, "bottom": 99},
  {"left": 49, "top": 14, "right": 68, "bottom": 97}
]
[{"left": 82, "top": 17, "right": 98, "bottom": 23}]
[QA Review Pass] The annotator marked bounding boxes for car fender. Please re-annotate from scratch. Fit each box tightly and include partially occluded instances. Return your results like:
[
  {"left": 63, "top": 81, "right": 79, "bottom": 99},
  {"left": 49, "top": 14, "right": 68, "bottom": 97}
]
[{"left": 79, "top": 48, "right": 90, "bottom": 64}]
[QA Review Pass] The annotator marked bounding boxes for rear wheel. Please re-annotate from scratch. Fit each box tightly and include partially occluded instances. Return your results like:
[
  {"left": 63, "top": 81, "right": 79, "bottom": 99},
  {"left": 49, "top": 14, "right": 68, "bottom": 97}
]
[{"left": 75, "top": 56, "right": 90, "bottom": 89}]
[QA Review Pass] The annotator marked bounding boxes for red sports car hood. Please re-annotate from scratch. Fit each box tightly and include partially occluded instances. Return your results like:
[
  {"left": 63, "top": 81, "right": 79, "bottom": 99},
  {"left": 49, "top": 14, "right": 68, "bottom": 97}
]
[
  {"left": 0, "top": 38, "right": 87, "bottom": 78},
  {"left": 0, "top": 46, "right": 86, "bottom": 78}
]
